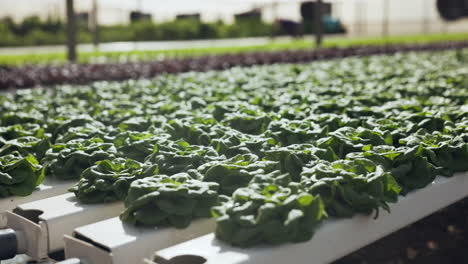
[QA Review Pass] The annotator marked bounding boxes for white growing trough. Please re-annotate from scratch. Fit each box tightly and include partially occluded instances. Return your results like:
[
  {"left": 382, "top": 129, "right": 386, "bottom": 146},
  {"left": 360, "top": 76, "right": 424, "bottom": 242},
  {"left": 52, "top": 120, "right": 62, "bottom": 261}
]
[
  {"left": 0, "top": 178, "right": 74, "bottom": 212},
  {"left": 1, "top": 173, "right": 468, "bottom": 264},
  {"left": 152, "top": 173, "right": 468, "bottom": 264},
  {"left": 0, "top": 193, "right": 124, "bottom": 260},
  {"left": 64, "top": 217, "right": 215, "bottom": 264}
]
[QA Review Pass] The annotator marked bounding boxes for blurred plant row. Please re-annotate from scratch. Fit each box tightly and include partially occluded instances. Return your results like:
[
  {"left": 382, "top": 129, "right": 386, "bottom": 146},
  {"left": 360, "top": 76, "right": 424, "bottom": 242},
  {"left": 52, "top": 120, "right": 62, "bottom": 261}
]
[{"left": 0, "top": 16, "right": 283, "bottom": 47}]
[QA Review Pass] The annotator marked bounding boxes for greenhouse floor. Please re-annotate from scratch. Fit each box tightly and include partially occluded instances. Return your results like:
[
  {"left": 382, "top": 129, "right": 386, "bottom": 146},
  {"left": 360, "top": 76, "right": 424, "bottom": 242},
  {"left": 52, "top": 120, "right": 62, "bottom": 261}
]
[{"left": 334, "top": 196, "right": 468, "bottom": 264}]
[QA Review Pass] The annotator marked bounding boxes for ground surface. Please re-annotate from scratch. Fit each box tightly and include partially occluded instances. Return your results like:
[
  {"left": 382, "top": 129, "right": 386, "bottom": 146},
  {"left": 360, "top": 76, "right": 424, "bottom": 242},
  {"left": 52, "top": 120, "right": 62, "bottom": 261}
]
[{"left": 334, "top": 197, "right": 468, "bottom": 264}]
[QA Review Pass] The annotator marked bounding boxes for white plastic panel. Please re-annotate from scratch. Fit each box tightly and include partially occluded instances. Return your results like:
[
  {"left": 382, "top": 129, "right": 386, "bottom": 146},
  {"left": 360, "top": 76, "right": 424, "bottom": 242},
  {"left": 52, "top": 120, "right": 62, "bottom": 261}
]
[
  {"left": 0, "top": 211, "right": 47, "bottom": 260},
  {"left": 154, "top": 172, "right": 468, "bottom": 264},
  {"left": 65, "top": 217, "right": 215, "bottom": 264},
  {"left": 0, "top": 193, "right": 124, "bottom": 260},
  {"left": 0, "top": 178, "right": 74, "bottom": 212}
]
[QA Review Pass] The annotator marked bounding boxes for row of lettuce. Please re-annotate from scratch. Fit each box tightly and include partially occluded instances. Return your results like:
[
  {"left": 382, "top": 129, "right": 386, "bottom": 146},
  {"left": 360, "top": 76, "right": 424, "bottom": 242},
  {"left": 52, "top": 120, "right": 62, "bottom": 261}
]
[
  {"left": 3, "top": 42, "right": 468, "bottom": 90},
  {"left": 0, "top": 49, "right": 467, "bottom": 247}
]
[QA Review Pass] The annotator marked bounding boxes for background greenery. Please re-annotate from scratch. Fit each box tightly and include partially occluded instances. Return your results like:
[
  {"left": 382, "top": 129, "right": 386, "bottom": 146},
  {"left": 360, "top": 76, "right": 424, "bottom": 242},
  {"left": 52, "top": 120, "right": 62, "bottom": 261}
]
[
  {"left": 0, "top": 15, "right": 277, "bottom": 47},
  {"left": 0, "top": 32, "right": 467, "bottom": 66}
]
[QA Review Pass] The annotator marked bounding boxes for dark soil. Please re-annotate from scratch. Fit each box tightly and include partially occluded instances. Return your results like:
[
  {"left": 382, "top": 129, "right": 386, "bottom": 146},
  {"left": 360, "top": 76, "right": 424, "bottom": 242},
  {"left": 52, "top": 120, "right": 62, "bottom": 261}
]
[{"left": 334, "top": 196, "right": 468, "bottom": 264}]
